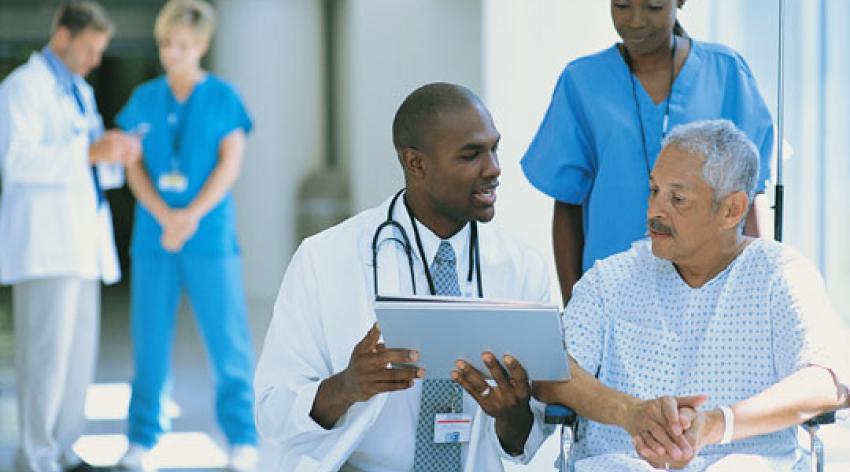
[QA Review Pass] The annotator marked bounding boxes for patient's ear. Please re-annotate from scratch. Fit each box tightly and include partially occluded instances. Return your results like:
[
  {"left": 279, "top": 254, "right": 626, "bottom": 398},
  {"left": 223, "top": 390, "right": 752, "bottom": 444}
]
[{"left": 719, "top": 191, "right": 748, "bottom": 230}]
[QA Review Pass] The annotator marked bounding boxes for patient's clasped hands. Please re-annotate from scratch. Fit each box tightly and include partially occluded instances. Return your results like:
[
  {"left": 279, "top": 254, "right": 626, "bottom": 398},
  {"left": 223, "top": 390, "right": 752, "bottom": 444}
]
[{"left": 625, "top": 395, "right": 723, "bottom": 469}]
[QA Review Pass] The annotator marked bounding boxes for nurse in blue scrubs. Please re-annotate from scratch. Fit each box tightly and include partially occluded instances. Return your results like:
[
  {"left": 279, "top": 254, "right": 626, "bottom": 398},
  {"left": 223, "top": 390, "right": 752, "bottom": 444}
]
[
  {"left": 522, "top": 0, "right": 774, "bottom": 303},
  {"left": 115, "top": 1, "right": 257, "bottom": 470}
]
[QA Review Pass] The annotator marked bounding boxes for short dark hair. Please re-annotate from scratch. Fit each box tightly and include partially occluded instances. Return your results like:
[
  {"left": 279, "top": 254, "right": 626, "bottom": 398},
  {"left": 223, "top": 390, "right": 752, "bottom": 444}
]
[
  {"left": 392, "top": 82, "right": 482, "bottom": 153},
  {"left": 51, "top": 0, "right": 114, "bottom": 37}
]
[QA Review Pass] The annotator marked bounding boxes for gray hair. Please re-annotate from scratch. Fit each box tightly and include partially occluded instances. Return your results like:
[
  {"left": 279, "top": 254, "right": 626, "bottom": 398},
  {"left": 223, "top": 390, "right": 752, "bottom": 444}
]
[{"left": 662, "top": 119, "right": 760, "bottom": 206}]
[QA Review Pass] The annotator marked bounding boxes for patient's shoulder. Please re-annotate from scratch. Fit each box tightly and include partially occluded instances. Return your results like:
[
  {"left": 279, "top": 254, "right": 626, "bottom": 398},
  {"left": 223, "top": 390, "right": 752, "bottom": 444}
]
[
  {"left": 736, "top": 238, "right": 816, "bottom": 282},
  {"left": 578, "top": 239, "right": 660, "bottom": 300},
  {"left": 592, "top": 239, "right": 659, "bottom": 279}
]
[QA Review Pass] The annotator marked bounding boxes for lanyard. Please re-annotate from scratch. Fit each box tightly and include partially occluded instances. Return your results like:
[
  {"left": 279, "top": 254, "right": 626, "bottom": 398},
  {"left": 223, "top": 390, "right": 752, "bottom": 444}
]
[
  {"left": 166, "top": 82, "right": 200, "bottom": 172},
  {"left": 622, "top": 35, "right": 681, "bottom": 177}
]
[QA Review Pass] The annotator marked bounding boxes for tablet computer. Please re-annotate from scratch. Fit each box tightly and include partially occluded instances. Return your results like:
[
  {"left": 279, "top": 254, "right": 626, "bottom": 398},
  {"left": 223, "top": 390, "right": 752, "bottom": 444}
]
[{"left": 374, "top": 296, "right": 570, "bottom": 381}]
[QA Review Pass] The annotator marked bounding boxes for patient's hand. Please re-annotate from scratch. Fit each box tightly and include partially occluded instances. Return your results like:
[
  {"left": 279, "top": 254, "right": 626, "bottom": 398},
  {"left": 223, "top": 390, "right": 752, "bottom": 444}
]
[
  {"left": 624, "top": 395, "right": 707, "bottom": 463},
  {"left": 634, "top": 406, "right": 724, "bottom": 469}
]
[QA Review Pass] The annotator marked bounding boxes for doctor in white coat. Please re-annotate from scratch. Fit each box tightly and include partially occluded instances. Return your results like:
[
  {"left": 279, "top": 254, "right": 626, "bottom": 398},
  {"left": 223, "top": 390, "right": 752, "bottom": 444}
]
[
  {"left": 0, "top": 2, "right": 140, "bottom": 471},
  {"left": 255, "top": 83, "right": 555, "bottom": 471}
]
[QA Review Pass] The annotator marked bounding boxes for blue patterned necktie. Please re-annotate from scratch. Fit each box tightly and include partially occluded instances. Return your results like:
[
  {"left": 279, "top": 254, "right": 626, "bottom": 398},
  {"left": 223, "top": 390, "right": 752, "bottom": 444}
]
[
  {"left": 413, "top": 241, "right": 463, "bottom": 472},
  {"left": 71, "top": 83, "right": 105, "bottom": 206}
]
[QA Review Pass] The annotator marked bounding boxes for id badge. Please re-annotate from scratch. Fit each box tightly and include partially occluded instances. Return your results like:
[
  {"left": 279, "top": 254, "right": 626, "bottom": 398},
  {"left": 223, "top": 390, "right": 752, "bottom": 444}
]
[
  {"left": 433, "top": 413, "right": 472, "bottom": 444},
  {"left": 157, "top": 171, "right": 188, "bottom": 193}
]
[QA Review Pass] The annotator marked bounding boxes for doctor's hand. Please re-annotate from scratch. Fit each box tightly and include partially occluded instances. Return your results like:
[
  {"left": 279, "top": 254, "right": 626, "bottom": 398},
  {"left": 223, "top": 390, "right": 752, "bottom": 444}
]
[
  {"left": 623, "top": 394, "right": 708, "bottom": 465},
  {"left": 339, "top": 323, "right": 423, "bottom": 403},
  {"left": 453, "top": 353, "right": 533, "bottom": 456},
  {"left": 89, "top": 130, "right": 141, "bottom": 165},
  {"left": 311, "top": 323, "right": 422, "bottom": 429}
]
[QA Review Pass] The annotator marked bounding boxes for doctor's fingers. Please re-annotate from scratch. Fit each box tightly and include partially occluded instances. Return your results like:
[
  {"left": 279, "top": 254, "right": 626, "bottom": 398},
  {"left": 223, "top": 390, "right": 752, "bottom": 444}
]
[
  {"left": 361, "top": 367, "right": 425, "bottom": 393},
  {"left": 354, "top": 323, "right": 382, "bottom": 353},
  {"left": 372, "top": 345, "right": 419, "bottom": 366},
  {"left": 483, "top": 353, "right": 529, "bottom": 397},
  {"left": 452, "top": 361, "right": 494, "bottom": 401}
]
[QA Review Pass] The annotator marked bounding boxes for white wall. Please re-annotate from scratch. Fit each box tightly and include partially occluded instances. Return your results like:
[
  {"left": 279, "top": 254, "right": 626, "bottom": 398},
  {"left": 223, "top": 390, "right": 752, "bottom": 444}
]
[
  {"left": 481, "top": 1, "right": 616, "bottom": 304},
  {"left": 338, "top": 0, "right": 483, "bottom": 212},
  {"left": 213, "top": 0, "right": 325, "bottom": 300},
  {"left": 823, "top": 0, "right": 850, "bottom": 318}
]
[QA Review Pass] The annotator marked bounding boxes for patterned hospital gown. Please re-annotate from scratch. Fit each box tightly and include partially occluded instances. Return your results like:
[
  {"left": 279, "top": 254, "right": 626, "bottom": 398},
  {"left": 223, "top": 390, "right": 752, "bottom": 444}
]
[{"left": 563, "top": 238, "right": 848, "bottom": 472}]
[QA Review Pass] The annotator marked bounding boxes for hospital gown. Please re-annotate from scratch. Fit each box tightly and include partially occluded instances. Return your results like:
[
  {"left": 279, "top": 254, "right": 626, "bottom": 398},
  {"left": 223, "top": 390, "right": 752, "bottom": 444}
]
[{"left": 563, "top": 238, "right": 849, "bottom": 471}]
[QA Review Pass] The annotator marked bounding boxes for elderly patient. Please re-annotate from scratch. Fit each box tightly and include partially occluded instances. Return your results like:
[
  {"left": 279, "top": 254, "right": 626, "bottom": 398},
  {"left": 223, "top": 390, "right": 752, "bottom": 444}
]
[{"left": 535, "top": 119, "right": 849, "bottom": 471}]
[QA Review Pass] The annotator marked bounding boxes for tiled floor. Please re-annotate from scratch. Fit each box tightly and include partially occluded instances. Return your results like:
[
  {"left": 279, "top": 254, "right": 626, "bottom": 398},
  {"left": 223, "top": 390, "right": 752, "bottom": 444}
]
[{"left": 1, "top": 285, "right": 849, "bottom": 471}]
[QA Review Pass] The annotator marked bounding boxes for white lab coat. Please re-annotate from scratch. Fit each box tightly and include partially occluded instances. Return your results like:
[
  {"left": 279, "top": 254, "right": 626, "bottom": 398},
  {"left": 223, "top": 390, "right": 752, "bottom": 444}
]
[
  {"left": 255, "top": 195, "right": 555, "bottom": 471},
  {"left": 0, "top": 52, "right": 122, "bottom": 285}
]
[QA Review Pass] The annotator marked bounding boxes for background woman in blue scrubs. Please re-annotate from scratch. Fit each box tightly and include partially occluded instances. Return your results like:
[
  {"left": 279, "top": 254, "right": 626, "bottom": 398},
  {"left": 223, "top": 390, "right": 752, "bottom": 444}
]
[
  {"left": 115, "top": 0, "right": 257, "bottom": 469},
  {"left": 521, "top": 0, "right": 774, "bottom": 303}
]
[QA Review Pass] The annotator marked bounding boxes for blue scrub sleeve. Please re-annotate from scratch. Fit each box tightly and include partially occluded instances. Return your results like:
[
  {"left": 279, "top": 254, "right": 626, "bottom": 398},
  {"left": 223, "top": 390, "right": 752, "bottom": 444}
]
[
  {"left": 521, "top": 70, "right": 595, "bottom": 205},
  {"left": 221, "top": 85, "right": 253, "bottom": 137},
  {"left": 724, "top": 54, "right": 775, "bottom": 193}
]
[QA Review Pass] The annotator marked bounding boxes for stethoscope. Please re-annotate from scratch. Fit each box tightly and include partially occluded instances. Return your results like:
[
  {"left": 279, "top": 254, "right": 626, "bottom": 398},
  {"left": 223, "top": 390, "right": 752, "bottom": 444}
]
[{"left": 371, "top": 189, "right": 483, "bottom": 299}]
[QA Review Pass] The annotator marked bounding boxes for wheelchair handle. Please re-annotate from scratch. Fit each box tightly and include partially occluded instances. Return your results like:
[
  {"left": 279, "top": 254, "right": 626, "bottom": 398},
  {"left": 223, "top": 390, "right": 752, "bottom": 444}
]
[{"left": 545, "top": 404, "right": 577, "bottom": 426}]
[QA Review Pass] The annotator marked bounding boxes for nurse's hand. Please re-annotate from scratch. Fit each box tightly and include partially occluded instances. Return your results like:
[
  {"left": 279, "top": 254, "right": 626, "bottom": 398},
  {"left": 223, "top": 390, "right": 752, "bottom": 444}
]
[
  {"left": 340, "top": 323, "right": 423, "bottom": 403},
  {"left": 159, "top": 209, "right": 200, "bottom": 252},
  {"left": 161, "top": 228, "right": 185, "bottom": 252},
  {"left": 452, "top": 353, "right": 533, "bottom": 455}
]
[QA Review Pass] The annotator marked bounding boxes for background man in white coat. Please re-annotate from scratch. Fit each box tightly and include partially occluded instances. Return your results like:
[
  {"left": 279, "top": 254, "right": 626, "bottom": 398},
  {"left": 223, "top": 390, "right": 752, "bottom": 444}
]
[
  {"left": 255, "top": 82, "right": 554, "bottom": 471},
  {"left": 0, "top": 2, "right": 140, "bottom": 471}
]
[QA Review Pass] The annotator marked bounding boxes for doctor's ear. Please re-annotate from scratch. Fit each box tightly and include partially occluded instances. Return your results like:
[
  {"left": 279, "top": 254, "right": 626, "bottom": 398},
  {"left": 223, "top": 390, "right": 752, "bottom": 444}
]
[
  {"left": 51, "top": 26, "right": 72, "bottom": 48},
  {"left": 400, "top": 147, "right": 427, "bottom": 180}
]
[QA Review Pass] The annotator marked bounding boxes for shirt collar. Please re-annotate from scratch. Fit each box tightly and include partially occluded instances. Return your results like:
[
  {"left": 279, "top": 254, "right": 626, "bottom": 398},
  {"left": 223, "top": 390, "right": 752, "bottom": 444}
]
[
  {"left": 41, "top": 46, "right": 79, "bottom": 94},
  {"left": 391, "top": 193, "right": 471, "bottom": 270}
]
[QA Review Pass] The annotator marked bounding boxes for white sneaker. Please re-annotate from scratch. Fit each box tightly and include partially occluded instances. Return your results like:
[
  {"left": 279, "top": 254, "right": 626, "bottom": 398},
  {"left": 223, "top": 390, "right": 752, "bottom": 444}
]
[
  {"left": 228, "top": 445, "right": 259, "bottom": 472},
  {"left": 118, "top": 443, "right": 154, "bottom": 471}
]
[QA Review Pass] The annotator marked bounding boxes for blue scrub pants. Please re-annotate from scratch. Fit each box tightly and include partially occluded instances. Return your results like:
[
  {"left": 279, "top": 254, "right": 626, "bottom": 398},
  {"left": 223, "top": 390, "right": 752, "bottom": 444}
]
[{"left": 127, "top": 253, "right": 257, "bottom": 447}]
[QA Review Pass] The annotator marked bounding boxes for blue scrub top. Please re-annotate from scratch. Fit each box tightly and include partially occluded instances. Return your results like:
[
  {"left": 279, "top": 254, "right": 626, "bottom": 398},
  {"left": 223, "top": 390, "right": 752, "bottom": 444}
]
[
  {"left": 117, "top": 75, "right": 252, "bottom": 256},
  {"left": 522, "top": 40, "right": 774, "bottom": 272}
]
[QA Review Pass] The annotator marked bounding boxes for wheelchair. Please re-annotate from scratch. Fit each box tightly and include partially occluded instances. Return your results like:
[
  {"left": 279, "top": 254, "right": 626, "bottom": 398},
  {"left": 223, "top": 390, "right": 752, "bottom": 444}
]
[{"left": 544, "top": 404, "right": 846, "bottom": 472}]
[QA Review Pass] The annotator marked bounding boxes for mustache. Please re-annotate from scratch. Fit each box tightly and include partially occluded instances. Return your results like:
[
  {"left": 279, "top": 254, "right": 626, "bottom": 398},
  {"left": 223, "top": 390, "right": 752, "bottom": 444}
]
[{"left": 647, "top": 218, "right": 674, "bottom": 235}]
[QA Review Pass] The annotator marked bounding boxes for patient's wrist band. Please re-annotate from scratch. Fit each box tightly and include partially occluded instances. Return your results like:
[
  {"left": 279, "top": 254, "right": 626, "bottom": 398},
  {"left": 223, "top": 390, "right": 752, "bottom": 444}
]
[{"left": 718, "top": 405, "right": 734, "bottom": 445}]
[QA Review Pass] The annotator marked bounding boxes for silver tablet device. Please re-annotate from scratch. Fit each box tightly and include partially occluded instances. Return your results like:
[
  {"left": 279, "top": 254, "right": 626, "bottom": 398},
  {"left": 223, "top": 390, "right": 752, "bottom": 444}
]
[{"left": 374, "top": 296, "right": 571, "bottom": 381}]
